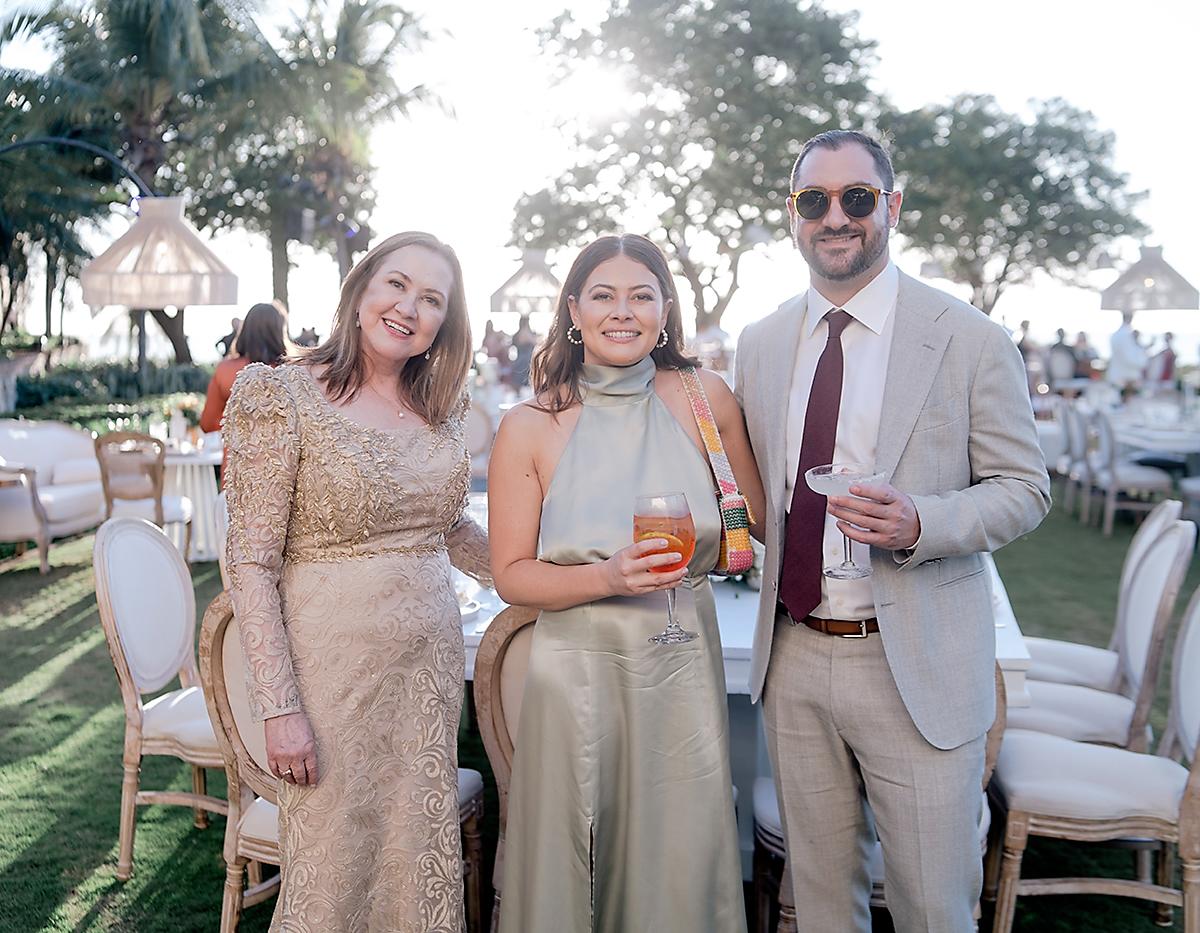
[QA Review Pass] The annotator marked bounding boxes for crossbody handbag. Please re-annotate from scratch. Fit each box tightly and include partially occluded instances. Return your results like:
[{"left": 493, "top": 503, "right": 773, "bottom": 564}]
[{"left": 678, "top": 366, "right": 755, "bottom": 575}]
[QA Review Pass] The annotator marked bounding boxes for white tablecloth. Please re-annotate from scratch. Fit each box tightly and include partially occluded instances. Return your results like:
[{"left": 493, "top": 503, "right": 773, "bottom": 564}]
[{"left": 164, "top": 448, "right": 222, "bottom": 562}]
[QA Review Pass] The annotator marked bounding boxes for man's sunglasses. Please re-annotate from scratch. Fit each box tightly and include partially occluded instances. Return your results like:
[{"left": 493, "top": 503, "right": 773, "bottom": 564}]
[{"left": 787, "top": 185, "right": 894, "bottom": 221}]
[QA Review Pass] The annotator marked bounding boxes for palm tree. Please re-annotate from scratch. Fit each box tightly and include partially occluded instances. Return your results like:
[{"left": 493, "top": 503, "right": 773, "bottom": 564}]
[
  {"left": 182, "top": 0, "right": 429, "bottom": 305},
  {"left": 0, "top": 57, "right": 116, "bottom": 342},
  {"left": 3, "top": 0, "right": 268, "bottom": 362},
  {"left": 282, "top": 0, "right": 430, "bottom": 279}
]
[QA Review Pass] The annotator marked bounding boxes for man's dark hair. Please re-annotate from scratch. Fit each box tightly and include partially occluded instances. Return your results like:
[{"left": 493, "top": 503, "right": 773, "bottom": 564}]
[{"left": 790, "top": 130, "right": 895, "bottom": 191}]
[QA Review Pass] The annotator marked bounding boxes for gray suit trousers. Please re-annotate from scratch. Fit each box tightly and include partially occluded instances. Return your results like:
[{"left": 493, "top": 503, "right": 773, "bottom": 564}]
[{"left": 763, "top": 616, "right": 985, "bottom": 933}]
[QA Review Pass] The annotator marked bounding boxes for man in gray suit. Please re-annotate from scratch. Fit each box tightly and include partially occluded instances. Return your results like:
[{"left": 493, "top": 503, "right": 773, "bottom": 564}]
[{"left": 734, "top": 130, "right": 1050, "bottom": 931}]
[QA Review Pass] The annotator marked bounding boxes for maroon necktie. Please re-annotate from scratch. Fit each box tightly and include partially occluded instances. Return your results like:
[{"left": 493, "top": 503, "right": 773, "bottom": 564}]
[{"left": 779, "top": 309, "right": 853, "bottom": 620}]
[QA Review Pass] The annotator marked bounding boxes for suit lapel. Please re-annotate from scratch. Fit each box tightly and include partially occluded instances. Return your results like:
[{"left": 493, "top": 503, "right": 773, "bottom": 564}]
[
  {"left": 875, "top": 274, "right": 951, "bottom": 480},
  {"left": 760, "top": 294, "right": 807, "bottom": 515}
]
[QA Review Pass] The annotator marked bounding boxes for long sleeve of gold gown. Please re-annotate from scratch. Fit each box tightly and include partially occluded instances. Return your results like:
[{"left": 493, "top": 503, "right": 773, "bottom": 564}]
[{"left": 222, "top": 364, "right": 303, "bottom": 722}]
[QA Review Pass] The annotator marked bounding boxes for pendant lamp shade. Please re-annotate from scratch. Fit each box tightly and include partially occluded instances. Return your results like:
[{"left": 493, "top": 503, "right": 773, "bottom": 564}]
[{"left": 81, "top": 197, "right": 238, "bottom": 308}]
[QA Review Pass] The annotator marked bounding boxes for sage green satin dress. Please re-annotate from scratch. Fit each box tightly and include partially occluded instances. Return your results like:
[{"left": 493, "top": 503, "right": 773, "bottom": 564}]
[{"left": 499, "top": 357, "right": 747, "bottom": 933}]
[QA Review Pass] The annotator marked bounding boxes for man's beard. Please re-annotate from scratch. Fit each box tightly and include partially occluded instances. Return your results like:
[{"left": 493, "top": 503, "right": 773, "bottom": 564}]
[{"left": 797, "top": 223, "right": 889, "bottom": 281}]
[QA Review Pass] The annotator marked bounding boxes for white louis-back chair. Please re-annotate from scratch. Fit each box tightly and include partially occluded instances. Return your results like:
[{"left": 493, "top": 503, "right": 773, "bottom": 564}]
[
  {"left": 95, "top": 432, "right": 195, "bottom": 556},
  {"left": 474, "top": 604, "right": 540, "bottom": 932},
  {"left": 1007, "top": 520, "right": 1195, "bottom": 752},
  {"left": 92, "top": 517, "right": 227, "bottom": 880},
  {"left": 1059, "top": 400, "right": 1092, "bottom": 516},
  {"left": 991, "top": 581, "right": 1200, "bottom": 932},
  {"left": 200, "top": 591, "right": 486, "bottom": 933},
  {"left": 200, "top": 590, "right": 284, "bottom": 932},
  {"left": 1082, "top": 410, "right": 1173, "bottom": 535},
  {"left": 1025, "top": 498, "right": 1182, "bottom": 690}
]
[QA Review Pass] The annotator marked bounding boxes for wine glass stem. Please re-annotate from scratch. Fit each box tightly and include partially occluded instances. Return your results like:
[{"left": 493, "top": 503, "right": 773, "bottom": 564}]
[
  {"left": 666, "top": 587, "right": 679, "bottom": 632},
  {"left": 842, "top": 532, "right": 854, "bottom": 567}
]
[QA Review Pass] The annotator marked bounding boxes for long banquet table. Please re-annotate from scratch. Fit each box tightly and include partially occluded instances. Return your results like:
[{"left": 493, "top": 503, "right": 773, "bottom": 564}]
[{"left": 457, "top": 550, "right": 1030, "bottom": 877}]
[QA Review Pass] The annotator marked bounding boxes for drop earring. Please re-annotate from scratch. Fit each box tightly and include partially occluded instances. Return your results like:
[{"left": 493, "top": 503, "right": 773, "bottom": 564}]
[{"left": 424, "top": 349, "right": 432, "bottom": 360}]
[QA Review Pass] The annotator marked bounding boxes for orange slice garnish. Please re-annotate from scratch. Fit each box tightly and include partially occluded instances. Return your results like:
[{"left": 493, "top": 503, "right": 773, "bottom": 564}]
[{"left": 637, "top": 531, "right": 686, "bottom": 554}]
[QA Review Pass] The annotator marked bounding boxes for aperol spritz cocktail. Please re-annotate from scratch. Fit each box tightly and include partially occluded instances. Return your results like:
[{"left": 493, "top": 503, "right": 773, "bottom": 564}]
[{"left": 634, "top": 492, "right": 698, "bottom": 645}]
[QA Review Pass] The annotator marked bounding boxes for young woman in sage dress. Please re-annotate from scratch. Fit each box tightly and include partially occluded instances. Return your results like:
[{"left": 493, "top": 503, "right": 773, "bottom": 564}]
[
  {"left": 223, "top": 231, "right": 490, "bottom": 933},
  {"left": 488, "top": 234, "right": 766, "bottom": 932}
]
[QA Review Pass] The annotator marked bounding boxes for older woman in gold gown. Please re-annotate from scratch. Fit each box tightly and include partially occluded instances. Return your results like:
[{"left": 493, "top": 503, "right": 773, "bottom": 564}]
[{"left": 223, "top": 231, "right": 489, "bottom": 932}]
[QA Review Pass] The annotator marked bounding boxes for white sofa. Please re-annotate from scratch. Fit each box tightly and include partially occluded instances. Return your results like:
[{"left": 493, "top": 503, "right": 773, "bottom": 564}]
[{"left": 0, "top": 419, "right": 105, "bottom": 573}]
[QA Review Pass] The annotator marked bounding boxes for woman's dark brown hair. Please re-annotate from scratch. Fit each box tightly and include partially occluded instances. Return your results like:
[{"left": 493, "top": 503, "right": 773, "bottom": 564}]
[
  {"left": 235, "top": 302, "right": 291, "bottom": 365},
  {"left": 298, "top": 231, "right": 472, "bottom": 426},
  {"left": 530, "top": 234, "right": 698, "bottom": 414}
]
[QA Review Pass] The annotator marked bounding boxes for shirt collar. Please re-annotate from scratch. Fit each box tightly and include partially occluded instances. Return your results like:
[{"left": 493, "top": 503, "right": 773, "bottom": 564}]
[{"left": 804, "top": 260, "right": 899, "bottom": 338}]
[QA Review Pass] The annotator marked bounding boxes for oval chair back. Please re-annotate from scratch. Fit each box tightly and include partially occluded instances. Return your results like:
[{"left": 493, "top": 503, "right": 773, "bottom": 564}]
[
  {"left": 94, "top": 432, "right": 167, "bottom": 525},
  {"left": 1089, "top": 410, "right": 1118, "bottom": 475},
  {"left": 1166, "top": 585, "right": 1200, "bottom": 767},
  {"left": 1062, "top": 401, "right": 1089, "bottom": 467},
  {"left": 1118, "top": 520, "right": 1196, "bottom": 749},
  {"left": 1108, "top": 498, "right": 1182, "bottom": 651},
  {"left": 94, "top": 517, "right": 198, "bottom": 697},
  {"left": 474, "top": 605, "right": 539, "bottom": 830},
  {"left": 200, "top": 591, "right": 278, "bottom": 806}
]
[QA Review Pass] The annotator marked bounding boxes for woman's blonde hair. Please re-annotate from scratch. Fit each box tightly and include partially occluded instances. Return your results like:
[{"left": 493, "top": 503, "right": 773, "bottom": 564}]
[{"left": 300, "top": 231, "right": 472, "bottom": 425}]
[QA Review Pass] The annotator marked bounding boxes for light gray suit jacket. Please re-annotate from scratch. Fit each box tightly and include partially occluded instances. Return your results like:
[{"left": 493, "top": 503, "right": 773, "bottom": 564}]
[{"left": 735, "top": 271, "right": 1051, "bottom": 750}]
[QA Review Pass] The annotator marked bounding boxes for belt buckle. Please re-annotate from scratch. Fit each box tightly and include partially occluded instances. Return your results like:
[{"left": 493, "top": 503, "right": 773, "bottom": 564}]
[{"left": 841, "top": 619, "right": 870, "bottom": 639}]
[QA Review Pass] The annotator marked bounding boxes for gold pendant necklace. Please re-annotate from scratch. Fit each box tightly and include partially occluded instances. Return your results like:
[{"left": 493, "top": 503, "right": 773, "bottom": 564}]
[{"left": 365, "top": 380, "right": 406, "bottom": 419}]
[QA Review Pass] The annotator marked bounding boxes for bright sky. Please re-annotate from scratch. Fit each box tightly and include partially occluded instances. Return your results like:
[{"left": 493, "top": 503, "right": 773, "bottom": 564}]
[{"left": 6, "top": 0, "right": 1199, "bottom": 363}]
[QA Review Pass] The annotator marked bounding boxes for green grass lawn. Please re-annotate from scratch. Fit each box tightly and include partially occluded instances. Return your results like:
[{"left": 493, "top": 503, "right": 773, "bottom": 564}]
[{"left": 0, "top": 490, "right": 1194, "bottom": 931}]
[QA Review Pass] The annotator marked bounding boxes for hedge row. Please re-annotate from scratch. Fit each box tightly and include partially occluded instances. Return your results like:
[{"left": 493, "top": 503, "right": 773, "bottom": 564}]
[{"left": 14, "top": 361, "right": 214, "bottom": 409}]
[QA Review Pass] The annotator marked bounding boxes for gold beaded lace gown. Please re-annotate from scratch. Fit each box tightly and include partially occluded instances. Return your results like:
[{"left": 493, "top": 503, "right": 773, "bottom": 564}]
[{"left": 223, "top": 363, "right": 490, "bottom": 933}]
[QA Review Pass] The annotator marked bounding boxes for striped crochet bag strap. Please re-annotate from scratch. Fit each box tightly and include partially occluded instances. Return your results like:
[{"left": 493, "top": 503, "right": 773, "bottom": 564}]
[{"left": 678, "top": 365, "right": 741, "bottom": 498}]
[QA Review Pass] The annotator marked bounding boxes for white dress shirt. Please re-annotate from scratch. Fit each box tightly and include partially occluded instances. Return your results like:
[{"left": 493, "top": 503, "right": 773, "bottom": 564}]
[{"left": 784, "top": 261, "right": 899, "bottom": 620}]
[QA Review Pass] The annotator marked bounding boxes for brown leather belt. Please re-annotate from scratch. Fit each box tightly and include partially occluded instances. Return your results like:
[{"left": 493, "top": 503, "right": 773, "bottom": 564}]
[{"left": 777, "top": 601, "right": 879, "bottom": 637}]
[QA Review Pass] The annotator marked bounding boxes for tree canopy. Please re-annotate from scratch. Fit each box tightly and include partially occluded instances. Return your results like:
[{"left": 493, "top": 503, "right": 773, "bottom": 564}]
[
  {"left": 885, "top": 94, "right": 1148, "bottom": 314},
  {"left": 511, "top": 0, "right": 880, "bottom": 331}
]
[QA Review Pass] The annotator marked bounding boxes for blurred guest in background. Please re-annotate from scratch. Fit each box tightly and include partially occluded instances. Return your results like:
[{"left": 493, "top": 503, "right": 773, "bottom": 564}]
[
  {"left": 1107, "top": 310, "right": 1147, "bottom": 397},
  {"left": 510, "top": 313, "right": 538, "bottom": 390},
  {"left": 215, "top": 316, "right": 242, "bottom": 358},
  {"left": 1073, "top": 331, "right": 1098, "bottom": 378},
  {"left": 200, "top": 302, "right": 292, "bottom": 438},
  {"left": 1147, "top": 331, "right": 1177, "bottom": 389},
  {"left": 1015, "top": 319, "right": 1036, "bottom": 360},
  {"left": 1046, "top": 328, "right": 1078, "bottom": 390},
  {"left": 481, "top": 319, "right": 512, "bottom": 385},
  {"left": 294, "top": 326, "right": 320, "bottom": 348}
]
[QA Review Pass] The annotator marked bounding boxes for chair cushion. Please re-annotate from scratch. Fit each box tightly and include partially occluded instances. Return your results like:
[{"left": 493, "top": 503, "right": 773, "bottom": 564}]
[
  {"left": 142, "top": 686, "right": 220, "bottom": 757},
  {"left": 753, "top": 776, "right": 782, "bottom": 837},
  {"left": 458, "top": 767, "right": 483, "bottom": 816},
  {"left": 51, "top": 456, "right": 101, "bottom": 486},
  {"left": 995, "top": 728, "right": 1188, "bottom": 822},
  {"left": 1005, "top": 680, "right": 1135, "bottom": 746},
  {"left": 240, "top": 796, "right": 280, "bottom": 847},
  {"left": 112, "top": 495, "right": 194, "bottom": 524},
  {"left": 37, "top": 481, "right": 106, "bottom": 524},
  {"left": 1024, "top": 637, "right": 1121, "bottom": 691},
  {"left": 1094, "top": 463, "right": 1173, "bottom": 491}
]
